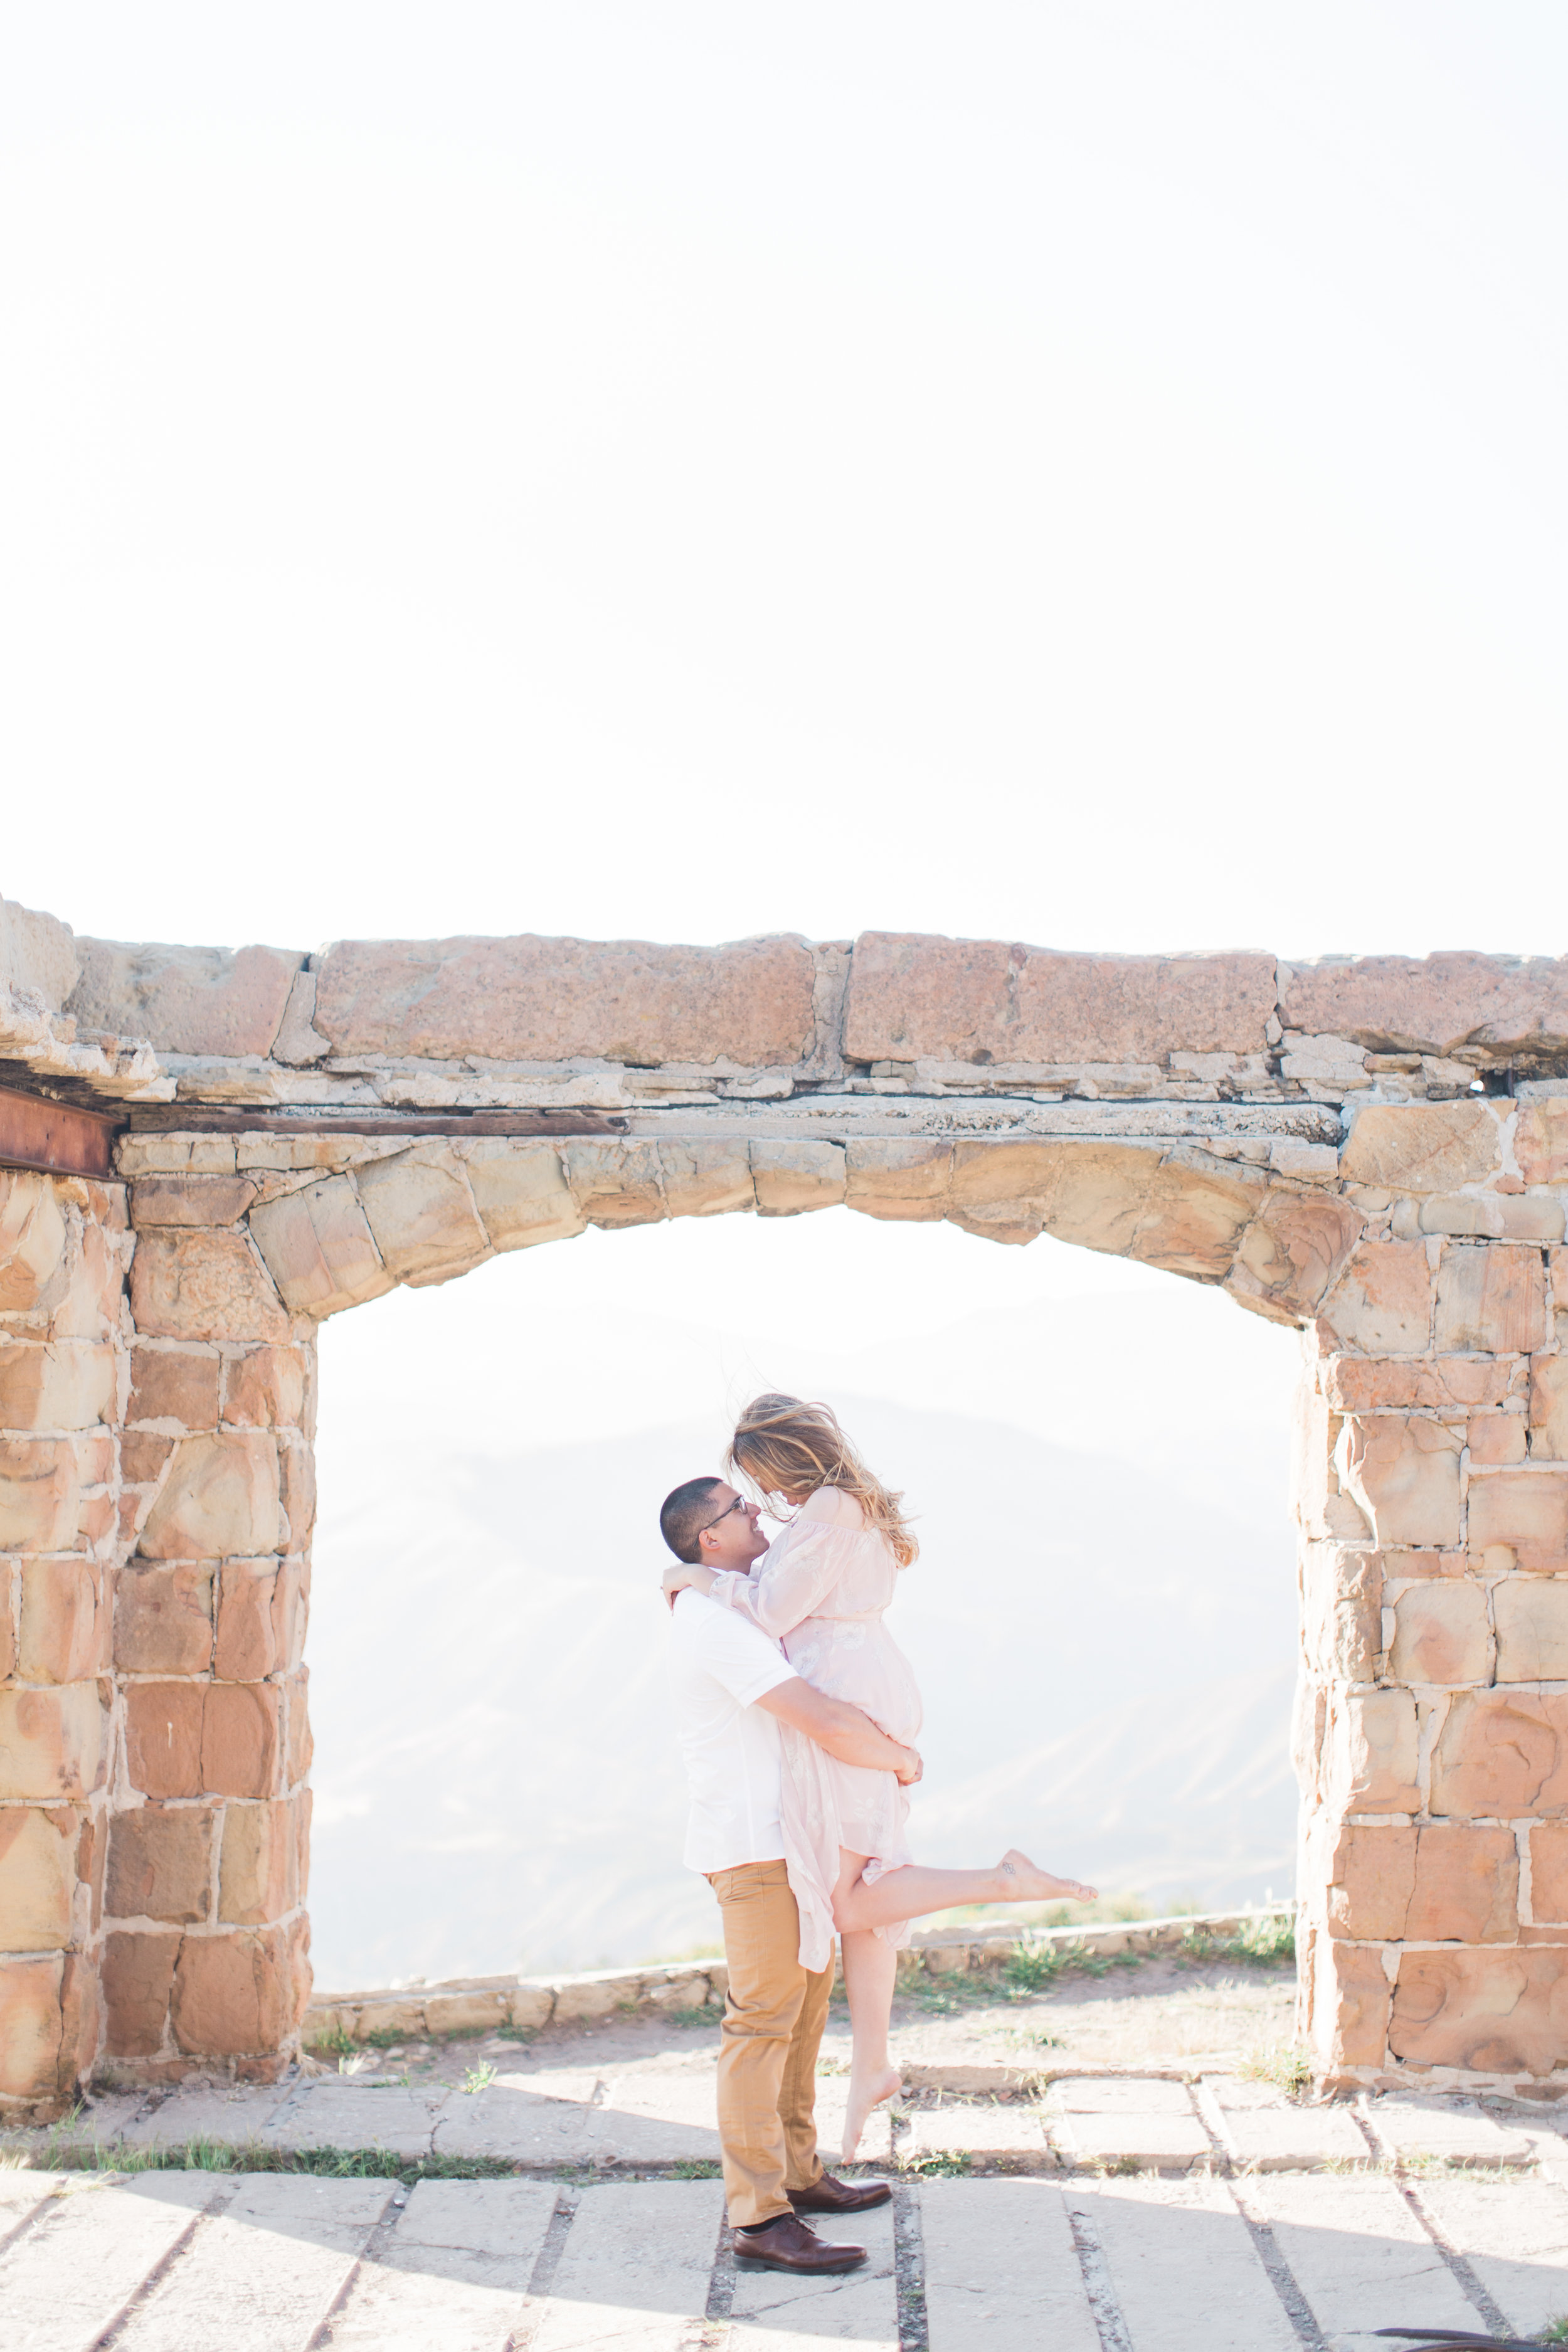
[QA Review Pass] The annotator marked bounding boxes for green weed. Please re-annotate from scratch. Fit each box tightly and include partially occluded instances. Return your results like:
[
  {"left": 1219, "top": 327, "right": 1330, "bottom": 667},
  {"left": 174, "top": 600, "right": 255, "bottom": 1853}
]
[
  {"left": 662, "top": 2008, "right": 717, "bottom": 2030},
  {"left": 1180, "top": 1914, "right": 1295, "bottom": 1968},
  {"left": 459, "top": 2063, "right": 497, "bottom": 2096},
  {"left": 492, "top": 2025, "right": 536, "bottom": 2044},
  {"left": 899, "top": 2149, "right": 972, "bottom": 2178},
  {"left": 1535, "top": 2317, "right": 1568, "bottom": 2344},
  {"left": 307, "top": 2025, "right": 357, "bottom": 2058},
  {"left": 670, "top": 2159, "right": 723, "bottom": 2179},
  {"left": 1237, "top": 2044, "right": 1313, "bottom": 2100}
]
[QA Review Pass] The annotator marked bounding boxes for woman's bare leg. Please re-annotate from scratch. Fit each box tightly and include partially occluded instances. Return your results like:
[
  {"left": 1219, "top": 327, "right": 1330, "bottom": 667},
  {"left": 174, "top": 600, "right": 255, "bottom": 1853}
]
[
  {"left": 835, "top": 1850, "right": 1097, "bottom": 1937},
  {"left": 837, "top": 1924, "right": 900, "bottom": 2164}
]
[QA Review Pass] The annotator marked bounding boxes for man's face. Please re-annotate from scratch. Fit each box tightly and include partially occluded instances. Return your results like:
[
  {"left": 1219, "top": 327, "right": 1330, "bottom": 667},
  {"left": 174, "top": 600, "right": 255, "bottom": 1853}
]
[{"left": 695, "top": 1483, "right": 767, "bottom": 1571}]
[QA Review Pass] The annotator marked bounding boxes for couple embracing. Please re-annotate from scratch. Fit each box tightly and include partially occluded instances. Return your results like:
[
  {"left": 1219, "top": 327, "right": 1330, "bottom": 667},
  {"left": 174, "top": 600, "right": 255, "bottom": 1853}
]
[{"left": 660, "top": 1393, "right": 1094, "bottom": 2277}]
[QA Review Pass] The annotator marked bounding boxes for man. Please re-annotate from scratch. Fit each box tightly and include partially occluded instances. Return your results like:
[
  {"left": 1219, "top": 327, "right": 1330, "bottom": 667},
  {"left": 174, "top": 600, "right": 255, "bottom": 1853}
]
[{"left": 660, "top": 1473, "right": 919, "bottom": 2277}]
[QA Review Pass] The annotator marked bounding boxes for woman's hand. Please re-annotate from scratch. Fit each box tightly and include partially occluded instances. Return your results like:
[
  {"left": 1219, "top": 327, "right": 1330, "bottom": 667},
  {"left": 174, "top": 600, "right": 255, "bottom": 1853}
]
[
  {"left": 662, "top": 1562, "right": 716, "bottom": 1609},
  {"left": 893, "top": 1744, "right": 924, "bottom": 1787}
]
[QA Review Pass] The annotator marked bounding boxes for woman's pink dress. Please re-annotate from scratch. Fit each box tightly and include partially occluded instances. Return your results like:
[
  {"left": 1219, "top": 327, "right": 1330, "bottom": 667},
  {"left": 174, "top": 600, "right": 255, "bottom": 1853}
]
[{"left": 710, "top": 1506, "right": 923, "bottom": 1972}]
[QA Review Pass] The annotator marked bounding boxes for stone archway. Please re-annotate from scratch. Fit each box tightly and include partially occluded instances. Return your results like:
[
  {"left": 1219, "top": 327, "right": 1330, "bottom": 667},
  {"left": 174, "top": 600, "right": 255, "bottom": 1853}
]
[{"left": 4, "top": 906, "right": 1568, "bottom": 2112}]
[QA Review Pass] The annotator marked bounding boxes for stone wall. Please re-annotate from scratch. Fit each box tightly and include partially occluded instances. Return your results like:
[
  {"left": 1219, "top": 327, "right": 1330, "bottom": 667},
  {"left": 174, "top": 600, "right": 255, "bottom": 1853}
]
[{"left": 6, "top": 905, "right": 1568, "bottom": 2111}]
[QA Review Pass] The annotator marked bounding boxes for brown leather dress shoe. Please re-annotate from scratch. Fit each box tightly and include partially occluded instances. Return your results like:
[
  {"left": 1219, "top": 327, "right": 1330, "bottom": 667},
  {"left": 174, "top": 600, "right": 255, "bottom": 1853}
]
[
  {"left": 789, "top": 2172, "right": 893, "bottom": 2215},
  {"left": 731, "top": 2215, "right": 867, "bottom": 2274}
]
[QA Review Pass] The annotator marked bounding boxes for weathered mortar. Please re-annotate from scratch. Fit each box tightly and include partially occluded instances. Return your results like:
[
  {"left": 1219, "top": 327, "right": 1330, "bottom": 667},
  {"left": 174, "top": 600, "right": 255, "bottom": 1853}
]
[{"left": 7, "top": 899, "right": 1568, "bottom": 2113}]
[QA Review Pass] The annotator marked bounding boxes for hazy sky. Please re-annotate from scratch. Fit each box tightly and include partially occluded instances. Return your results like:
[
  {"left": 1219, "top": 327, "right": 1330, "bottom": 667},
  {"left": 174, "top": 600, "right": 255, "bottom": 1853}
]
[{"left": 4, "top": 4, "right": 1564, "bottom": 957}]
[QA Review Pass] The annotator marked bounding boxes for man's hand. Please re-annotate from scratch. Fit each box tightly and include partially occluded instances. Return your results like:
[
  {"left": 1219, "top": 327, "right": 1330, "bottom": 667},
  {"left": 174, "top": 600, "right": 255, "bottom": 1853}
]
[{"left": 893, "top": 1745, "right": 923, "bottom": 1787}]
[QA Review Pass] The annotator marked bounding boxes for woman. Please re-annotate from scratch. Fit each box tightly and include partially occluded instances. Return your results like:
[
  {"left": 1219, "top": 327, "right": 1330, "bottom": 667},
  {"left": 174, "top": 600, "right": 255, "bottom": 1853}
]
[{"left": 662, "top": 1393, "right": 1096, "bottom": 2160}]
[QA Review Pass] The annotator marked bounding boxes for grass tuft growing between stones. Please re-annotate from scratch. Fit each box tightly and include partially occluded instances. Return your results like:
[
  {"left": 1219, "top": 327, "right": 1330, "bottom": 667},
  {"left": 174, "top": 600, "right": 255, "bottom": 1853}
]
[
  {"left": 669, "top": 2159, "right": 723, "bottom": 2179},
  {"left": 898, "top": 2149, "right": 972, "bottom": 2178},
  {"left": 23, "top": 2137, "right": 542, "bottom": 2189},
  {"left": 1237, "top": 2043, "right": 1313, "bottom": 2100},
  {"left": 1180, "top": 1914, "right": 1295, "bottom": 1967}
]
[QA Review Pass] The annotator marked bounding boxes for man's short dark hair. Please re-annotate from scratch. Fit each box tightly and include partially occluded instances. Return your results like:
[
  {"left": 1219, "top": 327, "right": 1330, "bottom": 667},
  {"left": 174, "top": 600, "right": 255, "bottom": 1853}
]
[{"left": 660, "top": 1476, "right": 724, "bottom": 1565}]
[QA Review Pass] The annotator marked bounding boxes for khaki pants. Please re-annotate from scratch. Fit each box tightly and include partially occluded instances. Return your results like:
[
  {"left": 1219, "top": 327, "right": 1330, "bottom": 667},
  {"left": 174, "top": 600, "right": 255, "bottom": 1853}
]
[{"left": 709, "top": 1859, "right": 830, "bottom": 2228}]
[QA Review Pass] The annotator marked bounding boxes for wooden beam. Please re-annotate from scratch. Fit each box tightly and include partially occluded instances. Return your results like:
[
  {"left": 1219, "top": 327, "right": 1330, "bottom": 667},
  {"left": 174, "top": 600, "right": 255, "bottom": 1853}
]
[{"left": 0, "top": 1085, "right": 120, "bottom": 1180}]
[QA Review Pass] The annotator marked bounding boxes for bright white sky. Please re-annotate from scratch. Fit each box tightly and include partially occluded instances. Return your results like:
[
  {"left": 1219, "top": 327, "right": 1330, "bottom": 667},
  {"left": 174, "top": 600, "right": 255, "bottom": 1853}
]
[{"left": 3, "top": 3, "right": 1565, "bottom": 960}]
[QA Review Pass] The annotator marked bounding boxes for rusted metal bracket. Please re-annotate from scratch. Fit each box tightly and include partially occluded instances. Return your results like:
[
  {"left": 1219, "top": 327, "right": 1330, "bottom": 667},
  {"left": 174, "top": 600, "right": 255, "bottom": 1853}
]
[{"left": 0, "top": 1083, "right": 121, "bottom": 1179}]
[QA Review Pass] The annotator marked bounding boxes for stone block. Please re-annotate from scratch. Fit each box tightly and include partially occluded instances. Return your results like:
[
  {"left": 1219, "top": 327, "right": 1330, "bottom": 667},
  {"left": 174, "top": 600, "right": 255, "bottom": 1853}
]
[
  {"left": 1300, "top": 1544, "right": 1382, "bottom": 1681},
  {"left": 214, "top": 1558, "right": 287, "bottom": 1680},
  {"left": 1390, "top": 1580, "right": 1491, "bottom": 1684},
  {"left": 130, "top": 1175, "right": 257, "bottom": 1228},
  {"left": 1405, "top": 1825, "right": 1519, "bottom": 1942},
  {"left": 171, "top": 1922, "right": 304, "bottom": 2053},
  {"left": 1323, "top": 1688, "right": 1420, "bottom": 1813},
  {"left": 249, "top": 1177, "right": 393, "bottom": 1318},
  {"left": 0, "top": 1685, "right": 103, "bottom": 1799},
  {"left": 139, "top": 1431, "right": 283, "bottom": 1560},
  {"left": 0, "top": 1340, "right": 116, "bottom": 1431},
  {"left": 464, "top": 1142, "right": 586, "bottom": 1253},
  {"left": 1529, "top": 1345, "right": 1568, "bottom": 1461},
  {"left": 219, "top": 1798, "right": 299, "bottom": 1924},
  {"left": 750, "top": 1139, "right": 847, "bottom": 1216},
  {"left": 1431, "top": 1692, "right": 1568, "bottom": 1817},
  {"left": 19, "top": 1558, "right": 105, "bottom": 1683},
  {"left": 125, "top": 1681, "right": 281, "bottom": 1799},
  {"left": 849, "top": 1138, "right": 954, "bottom": 1223},
  {"left": 1421, "top": 1193, "right": 1565, "bottom": 1242},
  {"left": 0, "top": 893, "right": 79, "bottom": 1010},
  {"left": 1283, "top": 953, "right": 1568, "bottom": 1057},
  {"left": 0, "top": 1172, "right": 67, "bottom": 1315},
  {"left": 278, "top": 1441, "right": 315, "bottom": 1550},
  {"left": 423, "top": 1989, "right": 510, "bottom": 2035},
  {"left": 353, "top": 1148, "right": 491, "bottom": 1286},
  {"left": 1493, "top": 1578, "right": 1568, "bottom": 1682},
  {"left": 1310, "top": 1935, "right": 1391, "bottom": 2070},
  {"left": 844, "top": 933, "right": 1276, "bottom": 1062},
  {"left": 1292, "top": 1383, "right": 1366, "bottom": 1542},
  {"left": 1340, "top": 1101, "right": 1505, "bottom": 1194},
  {"left": 657, "top": 1143, "right": 755, "bottom": 1219},
  {"left": 314, "top": 932, "right": 818, "bottom": 1064},
  {"left": 1517, "top": 1098, "right": 1568, "bottom": 1187},
  {"left": 220, "top": 1347, "right": 307, "bottom": 1429},
  {"left": 129, "top": 1345, "right": 221, "bottom": 1431},
  {"left": 1435, "top": 1244, "right": 1549, "bottom": 1355},
  {"left": 1321, "top": 1242, "right": 1433, "bottom": 1353},
  {"left": 0, "top": 1806, "right": 78, "bottom": 1948},
  {"left": 1469, "top": 1413, "right": 1527, "bottom": 1464},
  {"left": 0, "top": 1956, "right": 65, "bottom": 2097},
  {"left": 102, "top": 1929, "right": 177, "bottom": 2057},
  {"left": 67, "top": 937, "right": 304, "bottom": 1056},
  {"left": 1468, "top": 1471, "right": 1568, "bottom": 1569},
  {"left": 1337, "top": 1415, "right": 1462, "bottom": 1546},
  {"left": 1528, "top": 1825, "right": 1568, "bottom": 1920},
  {"left": 204, "top": 1684, "right": 282, "bottom": 1799},
  {"left": 115, "top": 1563, "right": 215, "bottom": 1674},
  {"left": 0, "top": 1435, "right": 79, "bottom": 1548},
  {"left": 1390, "top": 1946, "right": 1568, "bottom": 2074},
  {"left": 561, "top": 1141, "right": 666, "bottom": 1229},
  {"left": 130, "top": 1228, "right": 291, "bottom": 1345},
  {"left": 0, "top": 1559, "right": 12, "bottom": 1679},
  {"left": 106, "top": 1804, "right": 215, "bottom": 1925},
  {"left": 1227, "top": 1191, "right": 1363, "bottom": 1323},
  {"left": 284, "top": 1670, "right": 312, "bottom": 1784},
  {"left": 1327, "top": 1824, "right": 1416, "bottom": 1939}
]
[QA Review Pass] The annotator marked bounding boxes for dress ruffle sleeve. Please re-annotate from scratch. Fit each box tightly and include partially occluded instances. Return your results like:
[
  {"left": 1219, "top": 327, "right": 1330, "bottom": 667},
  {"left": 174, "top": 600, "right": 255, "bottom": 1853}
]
[{"left": 709, "top": 1520, "right": 872, "bottom": 1639}]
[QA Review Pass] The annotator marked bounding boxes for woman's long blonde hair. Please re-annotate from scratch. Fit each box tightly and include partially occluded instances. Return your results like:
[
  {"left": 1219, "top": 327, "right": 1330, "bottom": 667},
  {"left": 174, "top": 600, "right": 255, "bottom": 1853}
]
[{"left": 725, "top": 1393, "right": 918, "bottom": 1567}]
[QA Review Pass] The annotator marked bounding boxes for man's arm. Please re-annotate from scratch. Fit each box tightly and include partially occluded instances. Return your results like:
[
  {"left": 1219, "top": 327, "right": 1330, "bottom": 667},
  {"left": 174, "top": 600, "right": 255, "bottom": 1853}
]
[{"left": 756, "top": 1677, "right": 922, "bottom": 1785}]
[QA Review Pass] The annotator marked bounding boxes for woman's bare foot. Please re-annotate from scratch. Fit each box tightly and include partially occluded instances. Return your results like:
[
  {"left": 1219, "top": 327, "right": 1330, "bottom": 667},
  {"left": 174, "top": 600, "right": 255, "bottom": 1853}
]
[
  {"left": 997, "top": 1850, "right": 1098, "bottom": 1905},
  {"left": 840, "top": 2062, "right": 902, "bottom": 2162}
]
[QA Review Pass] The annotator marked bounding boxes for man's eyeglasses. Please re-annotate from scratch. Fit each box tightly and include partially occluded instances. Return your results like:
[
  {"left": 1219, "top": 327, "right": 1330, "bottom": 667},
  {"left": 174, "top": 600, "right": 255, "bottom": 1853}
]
[{"left": 697, "top": 1494, "right": 750, "bottom": 1537}]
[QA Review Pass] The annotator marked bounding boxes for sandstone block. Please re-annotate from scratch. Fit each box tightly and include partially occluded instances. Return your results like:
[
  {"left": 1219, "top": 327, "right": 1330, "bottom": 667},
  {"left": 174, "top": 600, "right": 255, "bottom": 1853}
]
[
  {"left": 1529, "top": 1346, "right": 1568, "bottom": 1461},
  {"left": 1431, "top": 1691, "right": 1568, "bottom": 1816},
  {"left": 102, "top": 1929, "right": 177, "bottom": 2057},
  {"left": 1327, "top": 1824, "right": 1416, "bottom": 1940},
  {"left": 423, "top": 1989, "right": 510, "bottom": 2034},
  {"left": 1324, "top": 1688, "right": 1420, "bottom": 1813},
  {"left": 464, "top": 1142, "right": 585, "bottom": 1253},
  {"left": 130, "top": 1175, "right": 257, "bottom": 1229},
  {"left": 1337, "top": 1415, "right": 1462, "bottom": 1547},
  {"left": 1468, "top": 1471, "right": 1568, "bottom": 1569},
  {"left": 0, "top": 1560, "right": 12, "bottom": 1680},
  {"left": 115, "top": 1563, "right": 215, "bottom": 1674},
  {"left": 215, "top": 1558, "right": 288, "bottom": 1680},
  {"left": 0, "top": 1436, "right": 79, "bottom": 1549},
  {"left": 1420, "top": 1193, "right": 1565, "bottom": 1242},
  {"left": 657, "top": 1143, "right": 755, "bottom": 1219},
  {"left": 1434, "top": 1244, "right": 1548, "bottom": 1355},
  {"left": 0, "top": 893, "right": 79, "bottom": 1010},
  {"left": 850, "top": 1139, "right": 955, "bottom": 1223},
  {"left": 1406, "top": 1824, "right": 1519, "bottom": 1943},
  {"left": 106, "top": 1804, "right": 215, "bottom": 1924},
  {"left": 139, "top": 1431, "right": 283, "bottom": 1561},
  {"left": 1340, "top": 1101, "right": 1505, "bottom": 1194},
  {"left": 561, "top": 1140, "right": 666, "bottom": 1229},
  {"left": 0, "top": 1173, "right": 67, "bottom": 1316},
  {"left": 1390, "top": 1581, "right": 1492, "bottom": 1685},
  {"left": 1227, "top": 1191, "right": 1363, "bottom": 1324},
  {"left": 206, "top": 1685, "right": 282, "bottom": 1799},
  {"left": 354, "top": 1148, "right": 491, "bottom": 1286},
  {"left": 1292, "top": 1384, "right": 1369, "bottom": 1542},
  {"left": 314, "top": 932, "right": 818, "bottom": 1065},
  {"left": 284, "top": 1671, "right": 312, "bottom": 1785},
  {"left": 171, "top": 1922, "right": 302, "bottom": 2055},
  {"left": 278, "top": 1441, "right": 315, "bottom": 1551},
  {"left": 1310, "top": 1936, "right": 1391, "bottom": 2071},
  {"left": 1321, "top": 1242, "right": 1433, "bottom": 1354},
  {"left": 47, "top": 1219, "right": 124, "bottom": 1345},
  {"left": 19, "top": 1559, "right": 105, "bottom": 1684},
  {"left": 750, "top": 1139, "right": 847, "bottom": 1216},
  {"left": 249, "top": 1178, "right": 393, "bottom": 1318},
  {"left": 844, "top": 933, "right": 1276, "bottom": 1063},
  {"left": 1470, "top": 1414, "right": 1527, "bottom": 1465},
  {"left": 0, "top": 1806, "right": 78, "bottom": 1949},
  {"left": 0, "top": 1956, "right": 65, "bottom": 2097},
  {"left": 0, "top": 1684, "right": 102, "bottom": 1799},
  {"left": 1528, "top": 1826, "right": 1568, "bottom": 1921},
  {"left": 1300, "top": 1545, "right": 1382, "bottom": 1682},
  {"left": 129, "top": 1345, "right": 220, "bottom": 1430},
  {"left": 66, "top": 938, "right": 304, "bottom": 1057},
  {"left": 130, "top": 1228, "right": 290, "bottom": 1345},
  {"left": 221, "top": 1347, "right": 307, "bottom": 1430},
  {"left": 0, "top": 1340, "right": 116, "bottom": 1431},
  {"left": 1517, "top": 1099, "right": 1568, "bottom": 1187},
  {"left": 1494, "top": 1579, "right": 1568, "bottom": 1682},
  {"left": 125, "top": 1680, "right": 281, "bottom": 1799},
  {"left": 218, "top": 1798, "right": 299, "bottom": 1924},
  {"left": 1390, "top": 1946, "right": 1568, "bottom": 2074},
  {"left": 1281, "top": 952, "right": 1568, "bottom": 1057}
]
